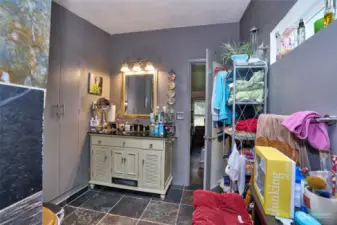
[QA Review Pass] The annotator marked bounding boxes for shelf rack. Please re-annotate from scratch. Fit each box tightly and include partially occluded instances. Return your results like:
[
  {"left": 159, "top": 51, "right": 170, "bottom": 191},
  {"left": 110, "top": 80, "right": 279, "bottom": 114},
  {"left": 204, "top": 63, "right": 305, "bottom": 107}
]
[{"left": 230, "top": 61, "right": 268, "bottom": 150}]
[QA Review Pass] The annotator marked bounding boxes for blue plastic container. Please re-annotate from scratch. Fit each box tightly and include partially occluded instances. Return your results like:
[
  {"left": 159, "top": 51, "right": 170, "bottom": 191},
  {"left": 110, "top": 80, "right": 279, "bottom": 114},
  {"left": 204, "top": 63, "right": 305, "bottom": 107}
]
[{"left": 294, "top": 211, "right": 321, "bottom": 225}]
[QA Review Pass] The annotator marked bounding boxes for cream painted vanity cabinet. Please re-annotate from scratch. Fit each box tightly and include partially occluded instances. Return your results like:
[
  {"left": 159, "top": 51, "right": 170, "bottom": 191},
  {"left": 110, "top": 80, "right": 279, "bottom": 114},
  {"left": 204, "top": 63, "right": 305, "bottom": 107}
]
[{"left": 88, "top": 134, "right": 173, "bottom": 199}]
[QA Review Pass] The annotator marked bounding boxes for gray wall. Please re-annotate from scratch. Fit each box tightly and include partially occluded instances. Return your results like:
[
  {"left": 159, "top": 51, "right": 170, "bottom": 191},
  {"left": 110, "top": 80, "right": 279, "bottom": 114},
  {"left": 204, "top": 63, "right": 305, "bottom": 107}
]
[
  {"left": 110, "top": 23, "right": 240, "bottom": 185},
  {"left": 240, "top": 0, "right": 296, "bottom": 47},
  {"left": 269, "top": 21, "right": 337, "bottom": 154}
]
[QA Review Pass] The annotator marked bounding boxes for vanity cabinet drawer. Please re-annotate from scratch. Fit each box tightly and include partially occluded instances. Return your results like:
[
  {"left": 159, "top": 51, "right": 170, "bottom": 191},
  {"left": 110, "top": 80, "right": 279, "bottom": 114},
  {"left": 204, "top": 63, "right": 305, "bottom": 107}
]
[
  {"left": 91, "top": 136, "right": 122, "bottom": 146},
  {"left": 142, "top": 140, "right": 164, "bottom": 150},
  {"left": 91, "top": 136, "right": 112, "bottom": 146},
  {"left": 121, "top": 139, "right": 142, "bottom": 149}
]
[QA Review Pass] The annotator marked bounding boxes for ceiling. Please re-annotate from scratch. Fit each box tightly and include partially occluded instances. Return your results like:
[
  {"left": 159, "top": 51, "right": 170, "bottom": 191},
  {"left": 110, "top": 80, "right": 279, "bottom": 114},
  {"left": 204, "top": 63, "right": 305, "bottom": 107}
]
[{"left": 53, "top": 0, "right": 251, "bottom": 35}]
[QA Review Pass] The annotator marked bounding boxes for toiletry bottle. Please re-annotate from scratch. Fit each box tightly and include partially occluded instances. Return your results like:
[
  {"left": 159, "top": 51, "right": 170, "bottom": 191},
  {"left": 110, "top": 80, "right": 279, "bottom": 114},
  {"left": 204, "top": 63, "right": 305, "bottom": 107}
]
[
  {"left": 150, "top": 122, "right": 155, "bottom": 136},
  {"left": 156, "top": 106, "right": 160, "bottom": 122},
  {"left": 159, "top": 123, "right": 165, "bottom": 137},
  {"left": 275, "top": 32, "right": 282, "bottom": 60},
  {"left": 297, "top": 19, "right": 306, "bottom": 45},
  {"left": 154, "top": 122, "right": 159, "bottom": 137},
  {"left": 324, "top": 0, "right": 336, "bottom": 27},
  {"left": 90, "top": 117, "right": 95, "bottom": 131}
]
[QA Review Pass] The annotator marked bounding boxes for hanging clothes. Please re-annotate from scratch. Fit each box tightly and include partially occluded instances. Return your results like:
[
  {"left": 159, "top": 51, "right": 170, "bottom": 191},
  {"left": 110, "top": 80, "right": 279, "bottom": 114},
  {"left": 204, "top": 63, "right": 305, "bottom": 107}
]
[
  {"left": 256, "top": 114, "right": 311, "bottom": 170},
  {"left": 211, "top": 70, "right": 234, "bottom": 125}
]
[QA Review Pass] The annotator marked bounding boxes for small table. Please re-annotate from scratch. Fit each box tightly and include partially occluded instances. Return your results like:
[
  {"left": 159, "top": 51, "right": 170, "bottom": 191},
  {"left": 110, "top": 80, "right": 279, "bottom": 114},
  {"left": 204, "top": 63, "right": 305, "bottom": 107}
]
[{"left": 249, "top": 185, "right": 281, "bottom": 225}]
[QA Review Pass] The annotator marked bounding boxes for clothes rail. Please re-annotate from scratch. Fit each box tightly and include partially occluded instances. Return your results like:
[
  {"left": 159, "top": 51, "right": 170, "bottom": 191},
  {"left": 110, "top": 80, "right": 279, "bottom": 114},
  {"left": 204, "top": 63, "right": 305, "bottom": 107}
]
[{"left": 312, "top": 115, "right": 337, "bottom": 126}]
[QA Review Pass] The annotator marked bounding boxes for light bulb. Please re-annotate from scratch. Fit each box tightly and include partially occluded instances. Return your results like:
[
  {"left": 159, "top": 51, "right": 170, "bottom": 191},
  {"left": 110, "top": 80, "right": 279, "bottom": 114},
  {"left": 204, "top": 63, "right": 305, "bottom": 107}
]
[
  {"left": 121, "top": 63, "right": 130, "bottom": 72},
  {"left": 145, "top": 62, "right": 154, "bottom": 71},
  {"left": 132, "top": 62, "right": 142, "bottom": 72}
]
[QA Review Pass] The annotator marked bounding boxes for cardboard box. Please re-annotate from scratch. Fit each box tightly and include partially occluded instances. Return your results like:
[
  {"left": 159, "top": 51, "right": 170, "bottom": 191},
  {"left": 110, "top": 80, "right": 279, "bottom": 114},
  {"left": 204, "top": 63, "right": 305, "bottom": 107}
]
[{"left": 254, "top": 146, "right": 295, "bottom": 218}]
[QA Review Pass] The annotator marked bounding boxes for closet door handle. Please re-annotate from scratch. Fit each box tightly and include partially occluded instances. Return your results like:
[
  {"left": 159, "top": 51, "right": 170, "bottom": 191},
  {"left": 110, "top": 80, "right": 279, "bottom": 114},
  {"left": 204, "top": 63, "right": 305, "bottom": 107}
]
[
  {"left": 52, "top": 105, "right": 59, "bottom": 117},
  {"left": 142, "top": 159, "right": 145, "bottom": 166},
  {"left": 59, "top": 104, "right": 65, "bottom": 116}
]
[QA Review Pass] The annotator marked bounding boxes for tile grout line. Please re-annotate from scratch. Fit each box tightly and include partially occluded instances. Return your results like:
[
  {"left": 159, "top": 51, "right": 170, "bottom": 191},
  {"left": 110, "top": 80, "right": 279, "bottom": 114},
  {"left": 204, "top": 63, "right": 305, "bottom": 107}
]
[
  {"left": 174, "top": 186, "right": 184, "bottom": 225},
  {"left": 107, "top": 193, "right": 126, "bottom": 213},
  {"left": 94, "top": 193, "right": 126, "bottom": 225},
  {"left": 136, "top": 198, "right": 152, "bottom": 225}
]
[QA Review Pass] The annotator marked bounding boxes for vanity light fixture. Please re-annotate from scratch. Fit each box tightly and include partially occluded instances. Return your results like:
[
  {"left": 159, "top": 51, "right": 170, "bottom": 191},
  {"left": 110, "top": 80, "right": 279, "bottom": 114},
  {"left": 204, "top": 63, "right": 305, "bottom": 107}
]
[
  {"left": 145, "top": 62, "right": 154, "bottom": 71},
  {"left": 132, "top": 62, "right": 142, "bottom": 72},
  {"left": 121, "top": 63, "right": 130, "bottom": 72}
]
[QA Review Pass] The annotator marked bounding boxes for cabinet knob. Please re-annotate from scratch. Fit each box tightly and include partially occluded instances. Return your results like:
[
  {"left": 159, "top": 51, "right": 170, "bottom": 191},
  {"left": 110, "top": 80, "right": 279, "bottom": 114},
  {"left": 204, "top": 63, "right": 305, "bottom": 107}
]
[
  {"left": 97, "top": 140, "right": 102, "bottom": 144},
  {"left": 123, "top": 141, "right": 126, "bottom": 147},
  {"left": 142, "top": 159, "right": 145, "bottom": 166},
  {"left": 104, "top": 156, "right": 107, "bottom": 161},
  {"left": 149, "top": 144, "right": 153, "bottom": 148}
]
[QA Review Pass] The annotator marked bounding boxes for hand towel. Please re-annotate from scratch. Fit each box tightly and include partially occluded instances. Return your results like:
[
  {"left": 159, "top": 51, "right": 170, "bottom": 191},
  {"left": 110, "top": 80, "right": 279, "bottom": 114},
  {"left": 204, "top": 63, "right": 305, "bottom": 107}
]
[{"left": 281, "top": 111, "right": 330, "bottom": 150}]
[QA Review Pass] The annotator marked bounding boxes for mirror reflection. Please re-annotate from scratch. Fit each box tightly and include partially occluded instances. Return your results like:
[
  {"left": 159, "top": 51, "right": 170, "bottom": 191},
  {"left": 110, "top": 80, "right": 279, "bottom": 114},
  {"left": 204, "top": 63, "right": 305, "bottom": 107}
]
[{"left": 124, "top": 74, "right": 154, "bottom": 115}]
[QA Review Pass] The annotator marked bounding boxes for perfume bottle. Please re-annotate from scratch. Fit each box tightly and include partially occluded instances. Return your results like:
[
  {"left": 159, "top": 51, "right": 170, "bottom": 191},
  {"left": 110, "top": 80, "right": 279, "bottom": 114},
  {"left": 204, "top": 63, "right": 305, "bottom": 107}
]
[
  {"left": 324, "top": 0, "right": 336, "bottom": 27},
  {"left": 297, "top": 19, "right": 306, "bottom": 45}
]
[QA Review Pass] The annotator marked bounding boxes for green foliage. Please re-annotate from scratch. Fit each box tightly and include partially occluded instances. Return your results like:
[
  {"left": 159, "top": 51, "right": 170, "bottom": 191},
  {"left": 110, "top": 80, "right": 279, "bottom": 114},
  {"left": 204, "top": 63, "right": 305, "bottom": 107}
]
[
  {"left": 90, "top": 84, "right": 101, "bottom": 95},
  {"left": 220, "top": 42, "right": 253, "bottom": 65}
]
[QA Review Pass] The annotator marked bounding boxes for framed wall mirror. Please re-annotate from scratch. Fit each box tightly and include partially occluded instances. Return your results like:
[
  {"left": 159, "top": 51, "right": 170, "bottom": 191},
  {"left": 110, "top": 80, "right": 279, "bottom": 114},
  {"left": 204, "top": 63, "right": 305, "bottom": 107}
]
[{"left": 121, "top": 71, "right": 157, "bottom": 118}]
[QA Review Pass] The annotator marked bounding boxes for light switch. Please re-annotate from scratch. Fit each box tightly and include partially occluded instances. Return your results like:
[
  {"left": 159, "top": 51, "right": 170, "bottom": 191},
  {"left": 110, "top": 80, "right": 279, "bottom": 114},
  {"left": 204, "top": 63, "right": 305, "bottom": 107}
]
[{"left": 176, "top": 112, "right": 184, "bottom": 120}]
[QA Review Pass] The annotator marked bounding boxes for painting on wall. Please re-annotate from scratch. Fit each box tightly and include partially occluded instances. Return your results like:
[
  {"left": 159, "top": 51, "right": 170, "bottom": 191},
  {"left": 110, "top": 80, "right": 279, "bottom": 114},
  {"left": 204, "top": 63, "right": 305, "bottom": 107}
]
[
  {"left": 88, "top": 72, "right": 103, "bottom": 95},
  {"left": 0, "top": 0, "right": 51, "bottom": 224},
  {"left": 0, "top": 0, "right": 51, "bottom": 89}
]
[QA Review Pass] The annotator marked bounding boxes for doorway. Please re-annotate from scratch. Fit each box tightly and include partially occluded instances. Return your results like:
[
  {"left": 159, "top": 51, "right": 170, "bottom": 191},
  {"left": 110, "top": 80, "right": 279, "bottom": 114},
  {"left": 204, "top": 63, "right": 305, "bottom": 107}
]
[{"left": 189, "top": 62, "right": 206, "bottom": 189}]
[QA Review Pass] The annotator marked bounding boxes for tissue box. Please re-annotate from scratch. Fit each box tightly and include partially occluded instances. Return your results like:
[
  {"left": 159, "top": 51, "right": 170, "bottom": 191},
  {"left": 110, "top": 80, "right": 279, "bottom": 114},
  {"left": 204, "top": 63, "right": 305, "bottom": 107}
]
[{"left": 254, "top": 146, "right": 296, "bottom": 218}]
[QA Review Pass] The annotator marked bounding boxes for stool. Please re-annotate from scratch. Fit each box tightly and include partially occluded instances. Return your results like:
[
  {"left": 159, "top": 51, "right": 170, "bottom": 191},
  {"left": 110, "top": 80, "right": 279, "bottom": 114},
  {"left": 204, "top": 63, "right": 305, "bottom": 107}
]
[{"left": 43, "top": 203, "right": 64, "bottom": 225}]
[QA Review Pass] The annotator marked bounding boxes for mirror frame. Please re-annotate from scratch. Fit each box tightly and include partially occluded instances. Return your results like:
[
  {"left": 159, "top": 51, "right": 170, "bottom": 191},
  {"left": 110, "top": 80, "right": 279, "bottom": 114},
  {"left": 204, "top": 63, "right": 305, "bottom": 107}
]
[{"left": 121, "top": 70, "right": 157, "bottom": 118}]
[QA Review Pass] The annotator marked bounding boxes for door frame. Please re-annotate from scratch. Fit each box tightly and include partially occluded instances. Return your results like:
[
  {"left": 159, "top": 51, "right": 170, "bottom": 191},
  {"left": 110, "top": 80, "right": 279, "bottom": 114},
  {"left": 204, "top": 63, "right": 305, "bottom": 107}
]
[{"left": 187, "top": 58, "right": 206, "bottom": 188}]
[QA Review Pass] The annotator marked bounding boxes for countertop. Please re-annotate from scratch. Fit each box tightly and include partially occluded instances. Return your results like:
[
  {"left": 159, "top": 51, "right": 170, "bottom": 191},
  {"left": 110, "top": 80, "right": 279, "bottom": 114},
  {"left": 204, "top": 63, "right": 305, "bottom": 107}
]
[{"left": 88, "top": 131, "right": 176, "bottom": 141}]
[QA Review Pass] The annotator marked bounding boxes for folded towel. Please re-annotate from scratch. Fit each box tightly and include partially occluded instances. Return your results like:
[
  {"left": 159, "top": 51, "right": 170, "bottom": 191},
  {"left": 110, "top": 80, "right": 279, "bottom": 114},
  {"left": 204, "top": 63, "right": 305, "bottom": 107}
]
[
  {"left": 235, "top": 118, "right": 258, "bottom": 133},
  {"left": 282, "top": 111, "right": 330, "bottom": 150}
]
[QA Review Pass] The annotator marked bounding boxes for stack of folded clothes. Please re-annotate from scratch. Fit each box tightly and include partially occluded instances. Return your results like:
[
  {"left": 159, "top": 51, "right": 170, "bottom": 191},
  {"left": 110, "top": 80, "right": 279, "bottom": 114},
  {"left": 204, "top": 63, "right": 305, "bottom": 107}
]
[
  {"left": 235, "top": 118, "right": 258, "bottom": 133},
  {"left": 228, "top": 70, "right": 264, "bottom": 104}
]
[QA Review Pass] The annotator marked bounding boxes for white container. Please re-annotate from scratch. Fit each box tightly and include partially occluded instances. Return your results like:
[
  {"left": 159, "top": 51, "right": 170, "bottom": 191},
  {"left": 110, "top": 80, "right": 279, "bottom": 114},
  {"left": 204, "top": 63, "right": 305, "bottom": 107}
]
[{"left": 304, "top": 187, "right": 337, "bottom": 225}]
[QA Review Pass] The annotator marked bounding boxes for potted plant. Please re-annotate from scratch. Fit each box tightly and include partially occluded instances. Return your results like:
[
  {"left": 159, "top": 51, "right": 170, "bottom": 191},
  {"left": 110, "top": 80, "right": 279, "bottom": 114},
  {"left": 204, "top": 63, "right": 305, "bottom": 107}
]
[{"left": 220, "top": 42, "right": 253, "bottom": 66}]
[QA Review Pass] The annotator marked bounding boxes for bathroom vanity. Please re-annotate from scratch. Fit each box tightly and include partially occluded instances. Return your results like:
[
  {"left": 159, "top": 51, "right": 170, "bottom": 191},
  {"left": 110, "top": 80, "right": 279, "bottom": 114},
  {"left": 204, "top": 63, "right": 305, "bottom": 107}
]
[{"left": 88, "top": 133, "right": 173, "bottom": 199}]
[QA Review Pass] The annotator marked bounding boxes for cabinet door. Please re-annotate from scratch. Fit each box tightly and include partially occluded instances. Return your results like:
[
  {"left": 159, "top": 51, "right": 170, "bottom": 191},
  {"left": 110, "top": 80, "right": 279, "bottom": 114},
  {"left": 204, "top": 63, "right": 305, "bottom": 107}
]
[
  {"left": 43, "top": 3, "right": 61, "bottom": 202},
  {"left": 58, "top": 7, "right": 84, "bottom": 194},
  {"left": 91, "top": 146, "right": 110, "bottom": 183},
  {"left": 124, "top": 150, "right": 139, "bottom": 180},
  {"left": 141, "top": 150, "right": 161, "bottom": 189},
  {"left": 111, "top": 149, "right": 124, "bottom": 178}
]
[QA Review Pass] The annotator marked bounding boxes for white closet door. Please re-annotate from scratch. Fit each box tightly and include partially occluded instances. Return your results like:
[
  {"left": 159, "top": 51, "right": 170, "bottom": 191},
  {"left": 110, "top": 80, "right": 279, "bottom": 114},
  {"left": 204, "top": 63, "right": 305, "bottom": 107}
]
[
  {"left": 58, "top": 7, "right": 83, "bottom": 194},
  {"left": 43, "top": 3, "right": 61, "bottom": 202}
]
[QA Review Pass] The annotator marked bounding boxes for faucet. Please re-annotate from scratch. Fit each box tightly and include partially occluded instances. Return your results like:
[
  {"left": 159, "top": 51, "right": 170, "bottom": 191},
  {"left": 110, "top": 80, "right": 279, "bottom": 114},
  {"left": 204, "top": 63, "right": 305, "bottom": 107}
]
[{"left": 133, "top": 118, "right": 140, "bottom": 124}]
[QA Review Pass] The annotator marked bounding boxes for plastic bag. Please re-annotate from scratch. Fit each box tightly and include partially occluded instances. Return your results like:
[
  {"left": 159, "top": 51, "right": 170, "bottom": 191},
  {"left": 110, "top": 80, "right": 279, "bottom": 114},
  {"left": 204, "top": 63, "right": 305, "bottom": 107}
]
[
  {"left": 238, "top": 155, "right": 246, "bottom": 195},
  {"left": 227, "top": 144, "right": 240, "bottom": 181}
]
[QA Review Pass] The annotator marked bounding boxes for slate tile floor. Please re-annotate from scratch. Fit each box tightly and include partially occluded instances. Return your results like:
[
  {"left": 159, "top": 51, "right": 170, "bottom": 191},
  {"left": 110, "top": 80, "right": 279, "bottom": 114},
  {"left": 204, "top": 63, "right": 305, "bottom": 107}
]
[{"left": 60, "top": 185, "right": 195, "bottom": 225}]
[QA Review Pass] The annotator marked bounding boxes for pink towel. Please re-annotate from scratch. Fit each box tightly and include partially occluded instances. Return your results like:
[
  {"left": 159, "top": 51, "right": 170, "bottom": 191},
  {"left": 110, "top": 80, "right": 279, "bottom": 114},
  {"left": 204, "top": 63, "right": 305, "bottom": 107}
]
[{"left": 282, "top": 111, "right": 330, "bottom": 150}]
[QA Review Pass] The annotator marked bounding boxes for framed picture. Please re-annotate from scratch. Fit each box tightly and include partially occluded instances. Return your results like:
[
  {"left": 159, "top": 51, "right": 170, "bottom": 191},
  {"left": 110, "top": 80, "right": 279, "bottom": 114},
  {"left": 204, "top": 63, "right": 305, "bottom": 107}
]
[{"left": 88, "top": 73, "right": 103, "bottom": 95}]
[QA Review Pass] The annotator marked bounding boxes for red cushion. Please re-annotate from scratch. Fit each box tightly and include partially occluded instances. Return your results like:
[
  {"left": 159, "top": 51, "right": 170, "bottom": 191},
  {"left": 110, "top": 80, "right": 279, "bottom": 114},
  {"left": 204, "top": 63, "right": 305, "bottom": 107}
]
[{"left": 192, "top": 190, "right": 252, "bottom": 225}]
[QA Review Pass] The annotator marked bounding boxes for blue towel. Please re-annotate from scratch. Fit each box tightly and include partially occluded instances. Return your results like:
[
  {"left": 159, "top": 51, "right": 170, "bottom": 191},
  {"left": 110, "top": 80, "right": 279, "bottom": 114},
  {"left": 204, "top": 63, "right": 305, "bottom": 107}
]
[{"left": 214, "top": 71, "right": 235, "bottom": 124}]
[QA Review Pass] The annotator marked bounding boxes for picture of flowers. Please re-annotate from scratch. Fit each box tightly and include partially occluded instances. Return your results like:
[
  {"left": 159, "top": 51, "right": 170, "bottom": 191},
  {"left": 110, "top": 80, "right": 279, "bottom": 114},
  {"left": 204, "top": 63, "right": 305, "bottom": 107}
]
[
  {"left": 0, "top": 0, "right": 51, "bottom": 88},
  {"left": 88, "top": 72, "right": 103, "bottom": 95}
]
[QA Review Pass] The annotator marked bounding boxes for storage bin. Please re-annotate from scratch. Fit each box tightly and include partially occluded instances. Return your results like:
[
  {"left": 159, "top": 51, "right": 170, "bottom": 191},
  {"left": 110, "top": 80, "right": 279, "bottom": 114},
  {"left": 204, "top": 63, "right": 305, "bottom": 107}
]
[{"left": 254, "top": 146, "right": 296, "bottom": 218}]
